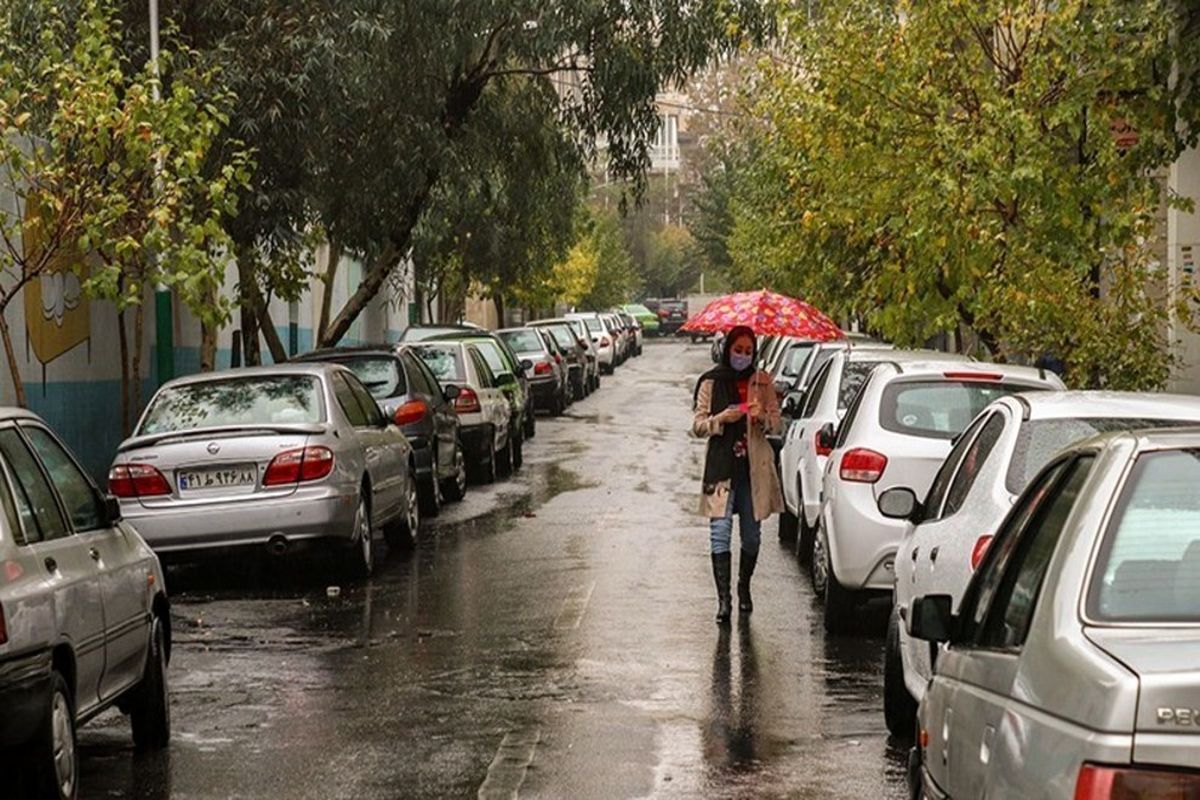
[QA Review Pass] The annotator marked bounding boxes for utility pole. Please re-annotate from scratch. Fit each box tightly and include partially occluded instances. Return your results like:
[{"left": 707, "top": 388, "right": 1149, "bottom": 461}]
[{"left": 150, "top": 0, "right": 175, "bottom": 385}]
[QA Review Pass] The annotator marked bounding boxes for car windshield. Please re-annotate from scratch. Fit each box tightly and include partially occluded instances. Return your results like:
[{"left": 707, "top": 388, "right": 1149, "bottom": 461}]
[
  {"left": 780, "top": 343, "right": 816, "bottom": 377},
  {"left": 583, "top": 317, "right": 604, "bottom": 334},
  {"left": 1090, "top": 449, "right": 1200, "bottom": 622},
  {"left": 472, "top": 340, "right": 509, "bottom": 374},
  {"left": 880, "top": 379, "right": 1037, "bottom": 439},
  {"left": 139, "top": 376, "right": 324, "bottom": 434},
  {"left": 1007, "top": 417, "right": 1198, "bottom": 494},
  {"left": 499, "top": 330, "right": 543, "bottom": 354},
  {"left": 567, "top": 319, "right": 587, "bottom": 338},
  {"left": 414, "top": 346, "right": 464, "bottom": 382},
  {"left": 328, "top": 356, "right": 404, "bottom": 399},
  {"left": 545, "top": 326, "right": 576, "bottom": 350}
]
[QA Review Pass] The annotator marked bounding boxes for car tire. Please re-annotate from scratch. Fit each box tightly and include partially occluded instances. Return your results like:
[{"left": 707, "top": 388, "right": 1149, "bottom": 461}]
[
  {"left": 478, "top": 435, "right": 497, "bottom": 484},
  {"left": 385, "top": 472, "right": 420, "bottom": 551},
  {"left": 796, "top": 492, "right": 815, "bottom": 566},
  {"left": 779, "top": 508, "right": 798, "bottom": 542},
  {"left": 130, "top": 615, "right": 171, "bottom": 751},
  {"left": 347, "top": 494, "right": 376, "bottom": 576},
  {"left": 440, "top": 440, "right": 468, "bottom": 502},
  {"left": 512, "top": 431, "right": 524, "bottom": 472},
  {"left": 26, "top": 670, "right": 77, "bottom": 800},
  {"left": 884, "top": 609, "right": 918, "bottom": 738},
  {"left": 822, "top": 541, "right": 858, "bottom": 635},
  {"left": 551, "top": 391, "right": 565, "bottom": 417},
  {"left": 418, "top": 455, "right": 442, "bottom": 518},
  {"left": 498, "top": 435, "right": 514, "bottom": 478}
]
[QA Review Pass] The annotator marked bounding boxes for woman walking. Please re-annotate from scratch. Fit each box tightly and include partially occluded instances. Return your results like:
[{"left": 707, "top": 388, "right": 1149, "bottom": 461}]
[{"left": 692, "top": 325, "right": 785, "bottom": 624}]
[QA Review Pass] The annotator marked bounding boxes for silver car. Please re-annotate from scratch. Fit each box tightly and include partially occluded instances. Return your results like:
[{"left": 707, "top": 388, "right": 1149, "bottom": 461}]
[
  {"left": 111, "top": 364, "right": 419, "bottom": 576},
  {"left": 0, "top": 410, "right": 170, "bottom": 799},
  {"left": 881, "top": 392, "right": 1200, "bottom": 737},
  {"left": 909, "top": 428, "right": 1200, "bottom": 798}
]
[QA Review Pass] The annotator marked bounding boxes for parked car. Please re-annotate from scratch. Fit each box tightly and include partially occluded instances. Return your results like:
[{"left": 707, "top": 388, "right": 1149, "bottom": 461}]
[
  {"left": 816, "top": 361, "right": 1064, "bottom": 632},
  {"left": 0, "top": 410, "right": 171, "bottom": 799},
  {"left": 566, "top": 312, "right": 616, "bottom": 374},
  {"left": 428, "top": 331, "right": 534, "bottom": 458},
  {"left": 527, "top": 319, "right": 590, "bottom": 400},
  {"left": 652, "top": 298, "right": 688, "bottom": 336},
  {"left": 413, "top": 342, "right": 513, "bottom": 484},
  {"left": 778, "top": 348, "right": 969, "bottom": 564},
  {"left": 561, "top": 317, "right": 602, "bottom": 391},
  {"left": 601, "top": 313, "right": 628, "bottom": 364},
  {"left": 622, "top": 303, "right": 660, "bottom": 336},
  {"left": 616, "top": 310, "right": 643, "bottom": 356},
  {"left": 294, "top": 345, "right": 467, "bottom": 515},
  {"left": 779, "top": 337, "right": 895, "bottom": 399},
  {"left": 397, "top": 323, "right": 485, "bottom": 342},
  {"left": 879, "top": 391, "right": 1200, "bottom": 737},
  {"left": 112, "top": 364, "right": 420, "bottom": 576},
  {"left": 498, "top": 327, "right": 570, "bottom": 416},
  {"left": 908, "top": 427, "right": 1200, "bottom": 799}
]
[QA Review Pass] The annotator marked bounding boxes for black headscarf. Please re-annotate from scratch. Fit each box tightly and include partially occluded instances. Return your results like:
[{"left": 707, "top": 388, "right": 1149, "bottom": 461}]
[{"left": 695, "top": 326, "right": 757, "bottom": 492}]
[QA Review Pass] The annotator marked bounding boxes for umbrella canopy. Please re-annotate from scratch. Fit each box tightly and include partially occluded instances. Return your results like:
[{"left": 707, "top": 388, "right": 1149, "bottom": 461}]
[{"left": 681, "top": 289, "right": 843, "bottom": 340}]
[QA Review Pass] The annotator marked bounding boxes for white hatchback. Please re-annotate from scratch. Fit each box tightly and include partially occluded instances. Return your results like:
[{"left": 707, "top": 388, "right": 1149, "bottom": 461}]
[
  {"left": 816, "top": 361, "right": 1064, "bottom": 633},
  {"left": 779, "top": 349, "right": 969, "bottom": 563},
  {"left": 876, "top": 391, "right": 1200, "bottom": 736}
]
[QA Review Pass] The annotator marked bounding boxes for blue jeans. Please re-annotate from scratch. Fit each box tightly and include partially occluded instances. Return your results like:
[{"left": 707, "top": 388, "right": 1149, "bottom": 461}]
[{"left": 709, "top": 463, "right": 760, "bottom": 556}]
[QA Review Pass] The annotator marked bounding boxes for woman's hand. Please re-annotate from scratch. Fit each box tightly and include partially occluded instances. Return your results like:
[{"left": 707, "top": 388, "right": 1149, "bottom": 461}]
[
  {"left": 747, "top": 399, "right": 763, "bottom": 422},
  {"left": 715, "top": 406, "right": 745, "bottom": 424}
]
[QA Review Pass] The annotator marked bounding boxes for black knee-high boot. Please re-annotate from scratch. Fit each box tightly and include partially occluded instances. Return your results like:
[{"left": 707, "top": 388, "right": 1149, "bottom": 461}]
[
  {"left": 712, "top": 552, "right": 732, "bottom": 624},
  {"left": 738, "top": 549, "right": 758, "bottom": 614}
]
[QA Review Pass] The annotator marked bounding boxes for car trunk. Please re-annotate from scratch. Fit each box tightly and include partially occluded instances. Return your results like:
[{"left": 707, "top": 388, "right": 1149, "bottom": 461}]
[
  {"left": 874, "top": 434, "right": 952, "bottom": 500},
  {"left": 1086, "top": 627, "right": 1200, "bottom": 768},
  {"left": 117, "top": 425, "right": 323, "bottom": 509}
]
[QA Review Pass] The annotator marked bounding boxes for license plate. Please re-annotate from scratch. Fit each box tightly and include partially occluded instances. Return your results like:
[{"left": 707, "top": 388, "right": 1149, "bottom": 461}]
[{"left": 177, "top": 464, "right": 257, "bottom": 491}]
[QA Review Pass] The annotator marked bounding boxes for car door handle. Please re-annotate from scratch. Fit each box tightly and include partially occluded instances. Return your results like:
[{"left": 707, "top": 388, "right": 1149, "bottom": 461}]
[
  {"left": 929, "top": 546, "right": 939, "bottom": 563},
  {"left": 89, "top": 548, "right": 101, "bottom": 562},
  {"left": 911, "top": 547, "right": 919, "bottom": 561},
  {"left": 44, "top": 556, "right": 58, "bottom": 573}
]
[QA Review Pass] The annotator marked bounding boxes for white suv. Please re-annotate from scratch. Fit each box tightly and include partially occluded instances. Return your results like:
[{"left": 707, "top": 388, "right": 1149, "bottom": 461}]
[
  {"left": 566, "top": 313, "right": 616, "bottom": 374},
  {"left": 815, "top": 361, "right": 1064, "bottom": 632},
  {"left": 779, "top": 349, "right": 968, "bottom": 563},
  {"left": 877, "top": 391, "right": 1200, "bottom": 736}
]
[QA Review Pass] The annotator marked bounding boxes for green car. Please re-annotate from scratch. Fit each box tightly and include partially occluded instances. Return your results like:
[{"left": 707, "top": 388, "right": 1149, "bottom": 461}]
[{"left": 622, "top": 304, "right": 660, "bottom": 336}]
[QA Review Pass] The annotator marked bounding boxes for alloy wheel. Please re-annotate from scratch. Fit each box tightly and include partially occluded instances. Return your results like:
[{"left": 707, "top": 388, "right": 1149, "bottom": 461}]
[
  {"left": 52, "top": 689, "right": 75, "bottom": 799},
  {"left": 357, "top": 497, "right": 373, "bottom": 573}
]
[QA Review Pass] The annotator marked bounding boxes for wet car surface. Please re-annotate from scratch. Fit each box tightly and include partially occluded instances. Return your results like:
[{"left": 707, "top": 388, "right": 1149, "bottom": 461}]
[{"left": 78, "top": 340, "right": 910, "bottom": 800}]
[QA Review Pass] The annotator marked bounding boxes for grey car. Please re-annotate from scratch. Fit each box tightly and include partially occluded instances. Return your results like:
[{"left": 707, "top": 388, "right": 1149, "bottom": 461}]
[
  {"left": 0, "top": 410, "right": 170, "bottom": 800},
  {"left": 534, "top": 318, "right": 598, "bottom": 394},
  {"left": 498, "top": 327, "right": 569, "bottom": 415},
  {"left": 111, "top": 364, "right": 419, "bottom": 576},
  {"left": 908, "top": 427, "right": 1200, "bottom": 798}
]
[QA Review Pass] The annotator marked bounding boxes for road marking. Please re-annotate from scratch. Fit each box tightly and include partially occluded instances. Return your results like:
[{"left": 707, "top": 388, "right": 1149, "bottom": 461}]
[
  {"left": 553, "top": 581, "right": 596, "bottom": 630},
  {"left": 478, "top": 727, "right": 541, "bottom": 800}
]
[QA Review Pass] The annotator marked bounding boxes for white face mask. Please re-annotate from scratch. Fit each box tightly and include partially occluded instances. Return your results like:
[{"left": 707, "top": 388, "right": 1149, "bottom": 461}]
[{"left": 730, "top": 352, "right": 753, "bottom": 371}]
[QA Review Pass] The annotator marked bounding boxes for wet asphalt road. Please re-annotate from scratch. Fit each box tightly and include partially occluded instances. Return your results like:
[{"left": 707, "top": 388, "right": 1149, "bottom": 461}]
[{"left": 78, "top": 340, "right": 910, "bottom": 800}]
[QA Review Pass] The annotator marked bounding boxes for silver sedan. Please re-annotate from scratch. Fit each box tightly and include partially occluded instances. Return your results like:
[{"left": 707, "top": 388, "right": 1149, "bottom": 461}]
[
  {"left": 111, "top": 364, "right": 419, "bottom": 576},
  {"left": 909, "top": 427, "right": 1200, "bottom": 798}
]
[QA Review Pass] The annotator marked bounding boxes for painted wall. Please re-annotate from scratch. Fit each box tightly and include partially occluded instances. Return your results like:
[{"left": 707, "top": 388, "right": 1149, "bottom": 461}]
[{"left": 1168, "top": 145, "right": 1200, "bottom": 394}]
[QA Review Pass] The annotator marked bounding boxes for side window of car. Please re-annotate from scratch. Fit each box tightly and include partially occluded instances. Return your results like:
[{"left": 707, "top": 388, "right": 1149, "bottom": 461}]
[
  {"left": 470, "top": 348, "right": 496, "bottom": 388},
  {"left": 960, "top": 456, "right": 1093, "bottom": 649},
  {"left": 941, "top": 413, "right": 1007, "bottom": 517},
  {"left": 834, "top": 369, "right": 876, "bottom": 449},
  {"left": 348, "top": 374, "right": 386, "bottom": 426},
  {"left": 0, "top": 428, "right": 69, "bottom": 543},
  {"left": 402, "top": 353, "right": 435, "bottom": 397},
  {"left": 923, "top": 414, "right": 990, "bottom": 521},
  {"left": 331, "top": 373, "right": 370, "bottom": 427},
  {"left": 23, "top": 426, "right": 106, "bottom": 531},
  {"left": 801, "top": 361, "right": 833, "bottom": 419}
]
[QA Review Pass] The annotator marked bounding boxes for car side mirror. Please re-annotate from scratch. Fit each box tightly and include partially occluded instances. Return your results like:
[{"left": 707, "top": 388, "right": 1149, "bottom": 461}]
[
  {"left": 105, "top": 495, "right": 123, "bottom": 525},
  {"left": 519, "top": 359, "right": 533, "bottom": 373},
  {"left": 909, "top": 595, "right": 956, "bottom": 644},
  {"left": 816, "top": 422, "right": 837, "bottom": 452},
  {"left": 877, "top": 487, "right": 923, "bottom": 522},
  {"left": 442, "top": 384, "right": 461, "bottom": 402},
  {"left": 781, "top": 393, "right": 803, "bottom": 418},
  {"left": 497, "top": 372, "right": 517, "bottom": 387}
]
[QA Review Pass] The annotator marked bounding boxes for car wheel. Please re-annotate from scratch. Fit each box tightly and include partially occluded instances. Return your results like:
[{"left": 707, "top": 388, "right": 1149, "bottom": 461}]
[
  {"left": 130, "top": 615, "right": 171, "bottom": 751},
  {"left": 779, "top": 508, "right": 798, "bottom": 542},
  {"left": 498, "top": 435, "right": 514, "bottom": 478},
  {"left": 551, "top": 391, "right": 565, "bottom": 416},
  {"left": 524, "top": 408, "right": 536, "bottom": 439},
  {"left": 812, "top": 528, "right": 828, "bottom": 596},
  {"left": 440, "top": 440, "right": 468, "bottom": 502},
  {"left": 796, "top": 490, "right": 815, "bottom": 566},
  {"left": 884, "top": 608, "right": 918, "bottom": 738},
  {"left": 347, "top": 494, "right": 376, "bottom": 576},
  {"left": 478, "top": 435, "right": 497, "bottom": 484},
  {"left": 822, "top": 540, "right": 858, "bottom": 635},
  {"left": 27, "top": 670, "right": 77, "bottom": 800},
  {"left": 385, "top": 472, "right": 420, "bottom": 551},
  {"left": 418, "top": 455, "right": 442, "bottom": 518},
  {"left": 512, "top": 430, "right": 524, "bottom": 471}
]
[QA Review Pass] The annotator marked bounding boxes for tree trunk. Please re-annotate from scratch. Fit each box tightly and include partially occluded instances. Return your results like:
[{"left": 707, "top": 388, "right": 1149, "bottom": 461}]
[
  {"left": 199, "top": 282, "right": 219, "bottom": 371},
  {"left": 0, "top": 304, "right": 26, "bottom": 408},
  {"left": 236, "top": 247, "right": 262, "bottom": 366},
  {"left": 132, "top": 300, "right": 146, "bottom": 429},
  {"left": 317, "top": 238, "right": 341, "bottom": 343},
  {"left": 257, "top": 296, "right": 288, "bottom": 363},
  {"left": 117, "top": 307, "right": 131, "bottom": 437}
]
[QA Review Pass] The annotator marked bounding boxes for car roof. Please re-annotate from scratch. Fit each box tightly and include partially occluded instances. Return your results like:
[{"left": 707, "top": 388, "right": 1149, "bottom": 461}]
[
  {"left": 879, "top": 360, "right": 1053, "bottom": 383},
  {"left": 295, "top": 345, "right": 399, "bottom": 360},
  {"left": 846, "top": 348, "right": 965, "bottom": 364},
  {"left": 1008, "top": 391, "right": 1200, "bottom": 422},
  {"left": 0, "top": 407, "right": 46, "bottom": 425},
  {"left": 160, "top": 363, "right": 340, "bottom": 389}
]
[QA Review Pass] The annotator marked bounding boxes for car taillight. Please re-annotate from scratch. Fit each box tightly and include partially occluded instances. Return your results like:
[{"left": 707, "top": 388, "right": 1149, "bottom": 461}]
[
  {"left": 840, "top": 449, "right": 888, "bottom": 483},
  {"left": 943, "top": 371, "right": 1004, "bottom": 382},
  {"left": 108, "top": 464, "right": 172, "bottom": 498},
  {"left": 601, "top": 337, "right": 611, "bottom": 347},
  {"left": 455, "top": 387, "right": 482, "bottom": 414},
  {"left": 970, "top": 535, "right": 994, "bottom": 571},
  {"left": 658, "top": 309, "right": 669, "bottom": 318},
  {"left": 393, "top": 399, "right": 428, "bottom": 426},
  {"left": 815, "top": 431, "right": 833, "bottom": 457},
  {"left": 1074, "top": 763, "right": 1200, "bottom": 799},
  {"left": 263, "top": 446, "right": 334, "bottom": 486},
  {"left": 534, "top": 362, "right": 553, "bottom": 375}
]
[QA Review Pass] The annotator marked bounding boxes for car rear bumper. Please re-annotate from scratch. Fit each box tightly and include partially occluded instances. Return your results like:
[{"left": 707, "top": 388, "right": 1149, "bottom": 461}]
[
  {"left": 0, "top": 647, "right": 51, "bottom": 746},
  {"left": 121, "top": 486, "right": 358, "bottom": 555},
  {"left": 825, "top": 482, "right": 903, "bottom": 590}
]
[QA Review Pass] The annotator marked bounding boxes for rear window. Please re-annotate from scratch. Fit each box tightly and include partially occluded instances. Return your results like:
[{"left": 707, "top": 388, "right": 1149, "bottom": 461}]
[
  {"left": 1089, "top": 450, "right": 1200, "bottom": 622},
  {"left": 499, "top": 330, "right": 544, "bottom": 353},
  {"left": 583, "top": 318, "right": 604, "bottom": 334},
  {"left": 880, "top": 379, "right": 1036, "bottom": 440},
  {"left": 545, "top": 326, "right": 576, "bottom": 350},
  {"left": 781, "top": 343, "right": 816, "bottom": 378},
  {"left": 474, "top": 341, "right": 509, "bottom": 374},
  {"left": 140, "top": 376, "right": 324, "bottom": 434},
  {"left": 1007, "top": 418, "right": 1198, "bottom": 494},
  {"left": 329, "top": 356, "right": 405, "bottom": 399},
  {"left": 415, "top": 346, "right": 464, "bottom": 383}
]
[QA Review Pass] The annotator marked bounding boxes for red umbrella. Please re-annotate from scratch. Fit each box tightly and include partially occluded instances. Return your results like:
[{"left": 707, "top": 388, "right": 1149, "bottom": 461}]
[{"left": 681, "top": 289, "right": 843, "bottom": 340}]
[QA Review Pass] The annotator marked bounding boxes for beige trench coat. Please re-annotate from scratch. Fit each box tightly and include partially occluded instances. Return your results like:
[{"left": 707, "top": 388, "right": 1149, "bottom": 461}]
[{"left": 692, "top": 370, "right": 785, "bottom": 521}]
